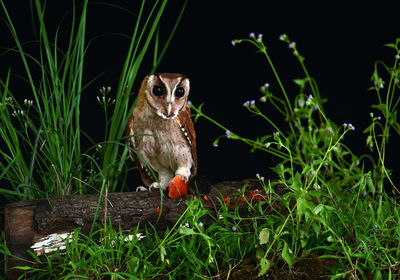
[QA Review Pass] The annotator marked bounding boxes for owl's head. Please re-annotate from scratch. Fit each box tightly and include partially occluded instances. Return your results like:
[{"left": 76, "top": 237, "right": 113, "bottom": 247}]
[{"left": 142, "top": 73, "right": 190, "bottom": 120}]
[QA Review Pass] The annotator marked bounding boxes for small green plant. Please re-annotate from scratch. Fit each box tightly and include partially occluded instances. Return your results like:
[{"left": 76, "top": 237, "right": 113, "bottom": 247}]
[{"left": 190, "top": 33, "right": 400, "bottom": 278}]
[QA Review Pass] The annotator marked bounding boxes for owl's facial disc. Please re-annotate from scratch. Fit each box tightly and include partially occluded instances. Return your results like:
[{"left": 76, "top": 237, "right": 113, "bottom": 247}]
[{"left": 146, "top": 74, "right": 190, "bottom": 120}]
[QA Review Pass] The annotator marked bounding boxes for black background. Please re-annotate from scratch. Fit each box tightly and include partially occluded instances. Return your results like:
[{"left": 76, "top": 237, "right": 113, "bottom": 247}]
[{"left": 1, "top": 1, "right": 399, "bottom": 190}]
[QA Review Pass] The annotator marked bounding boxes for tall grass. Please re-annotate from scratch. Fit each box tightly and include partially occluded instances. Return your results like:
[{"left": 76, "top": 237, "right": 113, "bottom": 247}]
[{"left": 0, "top": 0, "right": 188, "bottom": 201}]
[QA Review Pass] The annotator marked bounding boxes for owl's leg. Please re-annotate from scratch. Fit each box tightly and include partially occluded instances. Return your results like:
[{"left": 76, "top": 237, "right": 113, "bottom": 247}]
[
  {"left": 175, "top": 166, "right": 191, "bottom": 182},
  {"left": 149, "top": 170, "right": 174, "bottom": 192}
]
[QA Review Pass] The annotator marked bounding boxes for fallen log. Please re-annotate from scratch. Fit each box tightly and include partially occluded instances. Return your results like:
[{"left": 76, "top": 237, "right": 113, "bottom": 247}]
[{"left": 3, "top": 178, "right": 265, "bottom": 279}]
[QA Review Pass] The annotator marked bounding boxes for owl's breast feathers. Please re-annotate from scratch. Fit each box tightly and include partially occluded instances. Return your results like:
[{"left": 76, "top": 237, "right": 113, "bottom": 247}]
[{"left": 126, "top": 104, "right": 197, "bottom": 184}]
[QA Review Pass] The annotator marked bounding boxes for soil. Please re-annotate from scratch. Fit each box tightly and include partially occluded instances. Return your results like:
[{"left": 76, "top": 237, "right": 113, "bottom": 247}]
[{"left": 225, "top": 255, "right": 334, "bottom": 280}]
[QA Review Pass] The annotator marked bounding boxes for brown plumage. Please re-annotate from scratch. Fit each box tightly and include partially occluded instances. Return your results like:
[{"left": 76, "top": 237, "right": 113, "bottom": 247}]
[{"left": 126, "top": 73, "right": 197, "bottom": 191}]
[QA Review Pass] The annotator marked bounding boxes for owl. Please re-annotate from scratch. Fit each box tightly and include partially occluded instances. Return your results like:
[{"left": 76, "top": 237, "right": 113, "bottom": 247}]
[{"left": 126, "top": 73, "right": 197, "bottom": 196}]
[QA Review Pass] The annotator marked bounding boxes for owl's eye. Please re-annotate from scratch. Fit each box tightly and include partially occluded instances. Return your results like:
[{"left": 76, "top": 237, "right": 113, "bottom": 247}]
[
  {"left": 175, "top": 87, "right": 185, "bottom": 98},
  {"left": 152, "top": 85, "right": 165, "bottom": 96}
]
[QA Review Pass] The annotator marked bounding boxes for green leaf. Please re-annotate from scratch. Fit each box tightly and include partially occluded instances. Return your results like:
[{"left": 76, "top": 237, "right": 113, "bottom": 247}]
[
  {"left": 160, "top": 246, "right": 166, "bottom": 262},
  {"left": 179, "top": 226, "right": 195, "bottom": 235},
  {"left": 12, "top": 266, "right": 32, "bottom": 270},
  {"left": 256, "top": 248, "right": 264, "bottom": 260},
  {"left": 259, "top": 228, "right": 271, "bottom": 245},
  {"left": 327, "top": 235, "right": 335, "bottom": 242},
  {"left": 297, "top": 196, "right": 306, "bottom": 218},
  {"left": 374, "top": 269, "right": 382, "bottom": 280},
  {"left": 293, "top": 78, "right": 306, "bottom": 89},
  {"left": 257, "top": 257, "right": 270, "bottom": 277},
  {"left": 312, "top": 204, "right": 324, "bottom": 215},
  {"left": 384, "top": 43, "right": 398, "bottom": 50},
  {"left": 281, "top": 241, "right": 294, "bottom": 267},
  {"left": 366, "top": 173, "right": 375, "bottom": 195},
  {"left": 330, "top": 273, "right": 347, "bottom": 280}
]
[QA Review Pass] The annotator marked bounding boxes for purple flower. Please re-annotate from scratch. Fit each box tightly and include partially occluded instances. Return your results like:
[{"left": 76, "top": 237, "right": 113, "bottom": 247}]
[
  {"left": 231, "top": 226, "right": 237, "bottom": 232},
  {"left": 231, "top": 40, "right": 236, "bottom": 46},
  {"left": 250, "top": 100, "right": 256, "bottom": 108},
  {"left": 362, "top": 192, "right": 367, "bottom": 197},
  {"left": 225, "top": 130, "right": 231, "bottom": 138},
  {"left": 187, "top": 100, "right": 192, "bottom": 106},
  {"left": 249, "top": 32, "right": 255, "bottom": 38},
  {"left": 343, "top": 123, "right": 348, "bottom": 127},
  {"left": 311, "top": 170, "right": 316, "bottom": 176},
  {"left": 396, "top": 54, "right": 400, "bottom": 60},
  {"left": 199, "top": 222, "right": 204, "bottom": 227},
  {"left": 348, "top": 123, "right": 355, "bottom": 131},
  {"left": 264, "top": 143, "right": 270, "bottom": 149},
  {"left": 243, "top": 101, "right": 250, "bottom": 107}
]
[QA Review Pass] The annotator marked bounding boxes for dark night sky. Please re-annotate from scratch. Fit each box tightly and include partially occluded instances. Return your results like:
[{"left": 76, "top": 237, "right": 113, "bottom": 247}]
[{"left": 1, "top": 1, "right": 399, "bottom": 187}]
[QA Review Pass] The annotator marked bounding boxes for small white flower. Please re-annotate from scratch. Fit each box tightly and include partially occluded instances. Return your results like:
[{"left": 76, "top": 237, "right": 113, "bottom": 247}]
[
  {"left": 279, "top": 34, "right": 288, "bottom": 41},
  {"left": 289, "top": 42, "right": 296, "bottom": 49},
  {"left": 260, "top": 83, "right": 270, "bottom": 91},
  {"left": 249, "top": 32, "right": 255, "bottom": 38},
  {"left": 396, "top": 54, "right": 400, "bottom": 60},
  {"left": 257, "top": 33, "right": 263, "bottom": 42},
  {"left": 231, "top": 40, "right": 236, "bottom": 46}
]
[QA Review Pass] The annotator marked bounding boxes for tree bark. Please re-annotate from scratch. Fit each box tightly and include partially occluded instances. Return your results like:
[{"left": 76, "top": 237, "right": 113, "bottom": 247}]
[{"left": 4, "top": 178, "right": 264, "bottom": 279}]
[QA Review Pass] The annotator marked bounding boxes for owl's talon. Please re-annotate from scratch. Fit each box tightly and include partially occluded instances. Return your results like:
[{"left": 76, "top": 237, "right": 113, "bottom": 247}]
[
  {"left": 136, "top": 186, "right": 148, "bottom": 192},
  {"left": 149, "top": 182, "right": 166, "bottom": 192}
]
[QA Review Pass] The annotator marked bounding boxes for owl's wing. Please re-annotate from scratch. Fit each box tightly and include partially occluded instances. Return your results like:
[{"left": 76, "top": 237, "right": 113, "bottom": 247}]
[
  {"left": 126, "top": 114, "right": 154, "bottom": 186},
  {"left": 177, "top": 104, "right": 198, "bottom": 177}
]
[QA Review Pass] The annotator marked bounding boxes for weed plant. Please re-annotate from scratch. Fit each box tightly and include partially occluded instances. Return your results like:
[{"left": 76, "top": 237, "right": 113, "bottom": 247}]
[{"left": 1, "top": 1, "right": 400, "bottom": 279}]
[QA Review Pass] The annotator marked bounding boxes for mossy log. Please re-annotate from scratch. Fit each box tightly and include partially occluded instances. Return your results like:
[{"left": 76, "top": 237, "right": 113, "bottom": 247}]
[{"left": 3, "top": 178, "right": 264, "bottom": 279}]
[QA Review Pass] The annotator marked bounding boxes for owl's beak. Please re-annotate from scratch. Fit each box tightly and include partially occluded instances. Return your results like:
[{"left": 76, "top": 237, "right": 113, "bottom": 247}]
[{"left": 167, "top": 103, "right": 172, "bottom": 115}]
